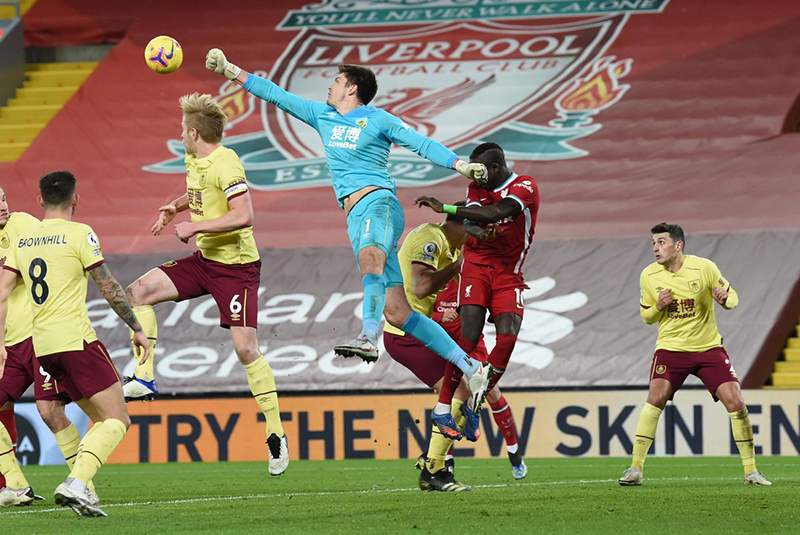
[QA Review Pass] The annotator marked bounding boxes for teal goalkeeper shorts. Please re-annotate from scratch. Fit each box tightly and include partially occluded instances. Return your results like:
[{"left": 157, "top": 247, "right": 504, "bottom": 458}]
[{"left": 346, "top": 189, "right": 404, "bottom": 288}]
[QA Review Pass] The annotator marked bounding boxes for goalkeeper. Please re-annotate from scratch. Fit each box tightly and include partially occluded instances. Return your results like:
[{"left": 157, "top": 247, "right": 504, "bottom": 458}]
[{"left": 206, "top": 50, "right": 493, "bottom": 419}]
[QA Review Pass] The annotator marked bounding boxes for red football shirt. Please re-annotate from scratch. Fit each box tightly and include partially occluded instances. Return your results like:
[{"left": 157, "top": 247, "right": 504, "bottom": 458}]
[
  {"left": 431, "top": 279, "right": 489, "bottom": 362},
  {"left": 464, "top": 172, "right": 539, "bottom": 273}
]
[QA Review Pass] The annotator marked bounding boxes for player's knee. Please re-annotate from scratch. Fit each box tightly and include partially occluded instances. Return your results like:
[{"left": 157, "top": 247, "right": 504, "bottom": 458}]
[
  {"left": 723, "top": 394, "right": 745, "bottom": 413},
  {"left": 125, "top": 282, "right": 144, "bottom": 306},
  {"left": 37, "top": 404, "right": 70, "bottom": 433},
  {"left": 646, "top": 393, "right": 668, "bottom": 409},
  {"left": 383, "top": 306, "right": 407, "bottom": 329},
  {"left": 234, "top": 344, "right": 260, "bottom": 365}
]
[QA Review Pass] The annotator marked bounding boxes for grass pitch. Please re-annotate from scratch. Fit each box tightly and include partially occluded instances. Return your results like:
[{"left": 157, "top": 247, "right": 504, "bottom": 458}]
[{"left": 1, "top": 456, "right": 798, "bottom": 533}]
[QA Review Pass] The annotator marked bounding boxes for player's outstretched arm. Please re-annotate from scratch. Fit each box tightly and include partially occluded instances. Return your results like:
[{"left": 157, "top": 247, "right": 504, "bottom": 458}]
[
  {"left": 382, "top": 113, "right": 488, "bottom": 184},
  {"left": 151, "top": 193, "right": 188, "bottom": 236},
  {"left": 206, "top": 49, "right": 324, "bottom": 127},
  {"left": 174, "top": 191, "right": 254, "bottom": 243},
  {"left": 415, "top": 196, "right": 521, "bottom": 224},
  {"left": 89, "top": 264, "right": 150, "bottom": 364},
  {"left": 0, "top": 269, "right": 21, "bottom": 378}
]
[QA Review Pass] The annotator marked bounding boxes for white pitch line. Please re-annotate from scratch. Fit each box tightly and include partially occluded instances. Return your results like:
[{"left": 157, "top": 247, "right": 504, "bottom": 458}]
[{"left": 1, "top": 476, "right": 751, "bottom": 517}]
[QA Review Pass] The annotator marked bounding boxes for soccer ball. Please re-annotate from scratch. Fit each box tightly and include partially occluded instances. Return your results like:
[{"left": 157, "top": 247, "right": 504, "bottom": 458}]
[{"left": 145, "top": 35, "right": 183, "bottom": 74}]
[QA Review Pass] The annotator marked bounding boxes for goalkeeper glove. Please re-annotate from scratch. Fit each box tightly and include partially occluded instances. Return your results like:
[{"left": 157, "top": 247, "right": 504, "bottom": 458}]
[
  {"left": 454, "top": 159, "right": 488, "bottom": 185},
  {"left": 205, "top": 48, "right": 241, "bottom": 81}
]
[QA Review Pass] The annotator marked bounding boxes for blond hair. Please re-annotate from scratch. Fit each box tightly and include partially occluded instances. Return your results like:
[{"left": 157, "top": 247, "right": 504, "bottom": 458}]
[{"left": 179, "top": 93, "right": 227, "bottom": 143}]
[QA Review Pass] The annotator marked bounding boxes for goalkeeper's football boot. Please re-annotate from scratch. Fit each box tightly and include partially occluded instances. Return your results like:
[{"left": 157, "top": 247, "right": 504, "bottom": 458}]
[
  {"left": 744, "top": 471, "right": 772, "bottom": 486},
  {"left": 267, "top": 433, "right": 289, "bottom": 476},
  {"left": 467, "top": 363, "right": 493, "bottom": 414},
  {"left": 418, "top": 467, "right": 472, "bottom": 492},
  {"left": 508, "top": 450, "right": 528, "bottom": 480},
  {"left": 54, "top": 479, "right": 107, "bottom": 517},
  {"left": 0, "top": 485, "right": 42, "bottom": 506},
  {"left": 122, "top": 375, "right": 158, "bottom": 402},
  {"left": 431, "top": 411, "right": 463, "bottom": 440},
  {"left": 618, "top": 466, "right": 643, "bottom": 486},
  {"left": 334, "top": 336, "right": 379, "bottom": 363},
  {"left": 460, "top": 402, "right": 481, "bottom": 442}
]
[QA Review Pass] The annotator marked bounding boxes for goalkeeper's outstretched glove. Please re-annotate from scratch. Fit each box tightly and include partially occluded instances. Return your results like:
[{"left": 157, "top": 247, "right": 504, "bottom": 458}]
[
  {"left": 205, "top": 48, "right": 241, "bottom": 81},
  {"left": 454, "top": 159, "right": 489, "bottom": 185}
]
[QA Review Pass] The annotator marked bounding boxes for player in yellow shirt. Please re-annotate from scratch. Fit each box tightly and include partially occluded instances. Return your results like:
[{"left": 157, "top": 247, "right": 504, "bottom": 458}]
[
  {"left": 0, "top": 171, "right": 150, "bottom": 516},
  {"left": 123, "top": 93, "right": 288, "bottom": 475},
  {"left": 619, "top": 223, "right": 770, "bottom": 486},
  {"left": 0, "top": 187, "right": 103, "bottom": 507}
]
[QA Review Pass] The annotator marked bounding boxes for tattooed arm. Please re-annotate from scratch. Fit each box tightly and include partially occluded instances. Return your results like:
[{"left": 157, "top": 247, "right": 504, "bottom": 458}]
[{"left": 89, "top": 263, "right": 150, "bottom": 363}]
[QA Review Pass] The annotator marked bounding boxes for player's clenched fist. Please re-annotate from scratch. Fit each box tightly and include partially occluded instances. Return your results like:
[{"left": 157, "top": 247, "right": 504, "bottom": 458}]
[
  {"left": 712, "top": 286, "right": 728, "bottom": 306},
  {"left": 454, "top": 159, "right": 488, "bottom": 185},
  {"left": 205, "top": 48, "right": 241, "bottom": 80},
  {"left": 655, "top": 288, "right": 673, "bottom": 311}
]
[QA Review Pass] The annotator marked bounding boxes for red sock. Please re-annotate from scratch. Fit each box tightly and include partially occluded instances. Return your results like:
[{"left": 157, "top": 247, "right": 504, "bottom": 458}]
[
  {"left": 0, "top": 408, "right": 17, "bottom": 488},
  {"left": 487, "top": 334, "right": 517, "bottom": 391},
  {"left": 489, "top": 395, "right": 518, "bottom": 447},
  {"left": 438, "top": 337, "right": 475, "bottom": 405}
]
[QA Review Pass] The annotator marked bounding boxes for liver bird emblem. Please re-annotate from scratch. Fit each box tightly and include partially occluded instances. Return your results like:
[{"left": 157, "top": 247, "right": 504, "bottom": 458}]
[{"left": 375, "top": 75, "right": 496, "bottom": 137}]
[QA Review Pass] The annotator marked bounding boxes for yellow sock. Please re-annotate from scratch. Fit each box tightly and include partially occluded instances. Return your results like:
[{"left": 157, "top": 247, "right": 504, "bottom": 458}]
[
  {"left": 54, "top": 423, "right": 96, "bottom": 496},
  {"left": 131, "top": 305, "right": 157, "bottom": 381},
  {"left": 729, "top": 408, "right": 757, "bottom": 474},
  {"left": 0, "top": 422, "right": 28, "bottom": 489},
  {"left": 70, "top": 419, "right": 127, "bottom": 486},
  {"left": 631, "top": 403, "right": 662, "bottom": 471},
  {"left": 424, "top": 399, "right": 466, "bottom": 474},
  {"left": 452, "top": 399, "right": 466, "bottom": 432},
  {"left": 54, "top": 423, "right": 81, "bottom": 467},
  {"left": 424, "top": 425, "right": 452, "bottom": 474},
  {"left": 243, "top": 357, "right": 284, "bottom": 439}
]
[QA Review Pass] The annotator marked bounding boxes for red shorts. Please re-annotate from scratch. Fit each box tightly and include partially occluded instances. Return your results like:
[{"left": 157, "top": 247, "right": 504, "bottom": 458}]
[
  {"left": 383, "top": 331, "right": 490, "bottom": 388},
  {"left": 38, "top": 341, "right": 119, "bottom": 401},
  {"left": 650, "top": 347, "right": 739, "bottom": 401},
  {"left": 0, "top": 338, "right": 70, "bottom": 405},
  {"left": 159, "top": 251, "right": 261, "bottom": 329},
  {"left": 458, "top": 259, "right": 525, "bottom": 320}
]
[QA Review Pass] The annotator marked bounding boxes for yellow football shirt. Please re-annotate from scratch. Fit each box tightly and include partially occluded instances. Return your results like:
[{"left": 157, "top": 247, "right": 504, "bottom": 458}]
[
  {"left": 185, "top": 145, "right": 259, "bottom": 264},
  {"left": 385, "top": 223, "right": 459, "bottom": 336},
  {"left": 639, "top": 254, "right": 738, "bottom": 352},
  {"left": 5, "top": 218, "right": 102, "bottom": 356},
  {"left": 0, "top": 212, "right": 39, "bottom": 346}
]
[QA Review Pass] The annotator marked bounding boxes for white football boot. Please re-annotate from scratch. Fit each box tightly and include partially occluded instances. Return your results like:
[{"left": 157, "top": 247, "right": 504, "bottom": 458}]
[
  {"left": 54, "top": 478, "right": 107, "bottom": 517},
  {"left": 744, "top": 471, "right": 772, "bottom": 486},
  {"left": 0, "top": 486, "right": 36, "bottom": 506},
  {"left": 123, "top": 375, "right": 158, "bottom": 402},
  {"left": 267, "top": 434, "right": 289, "bottom": 476},
  {"left": 467, "top": 363, "right": 492, "bottom": 413},
  {"left": 333, "top": 336, "right": 379, "bottom": 363},
  {"left": 618, "top": 466, "right": 643, "bottom": 486}
]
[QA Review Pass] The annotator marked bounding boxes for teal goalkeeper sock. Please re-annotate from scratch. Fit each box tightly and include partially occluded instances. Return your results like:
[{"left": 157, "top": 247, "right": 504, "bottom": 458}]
[
  {"left": 401, "top": 311, "right": 478, "bottom": 375},
  {"left": 360, "top": 273, "right": 386, "bottom": 342}
]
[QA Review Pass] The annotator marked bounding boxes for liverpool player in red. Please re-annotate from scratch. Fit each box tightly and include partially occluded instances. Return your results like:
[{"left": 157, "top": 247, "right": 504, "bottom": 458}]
[
  {"left": 415, "top": 142, "right": 540, "bottom": 421},
  {"left": 432, "top": 279, "right": 527, "bottom": 480}
]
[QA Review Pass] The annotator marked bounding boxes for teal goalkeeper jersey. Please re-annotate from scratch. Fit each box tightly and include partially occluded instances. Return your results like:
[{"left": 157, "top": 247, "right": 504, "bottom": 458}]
[{"left": 244, "top": 74, "right": 458, "bottom": 206}]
